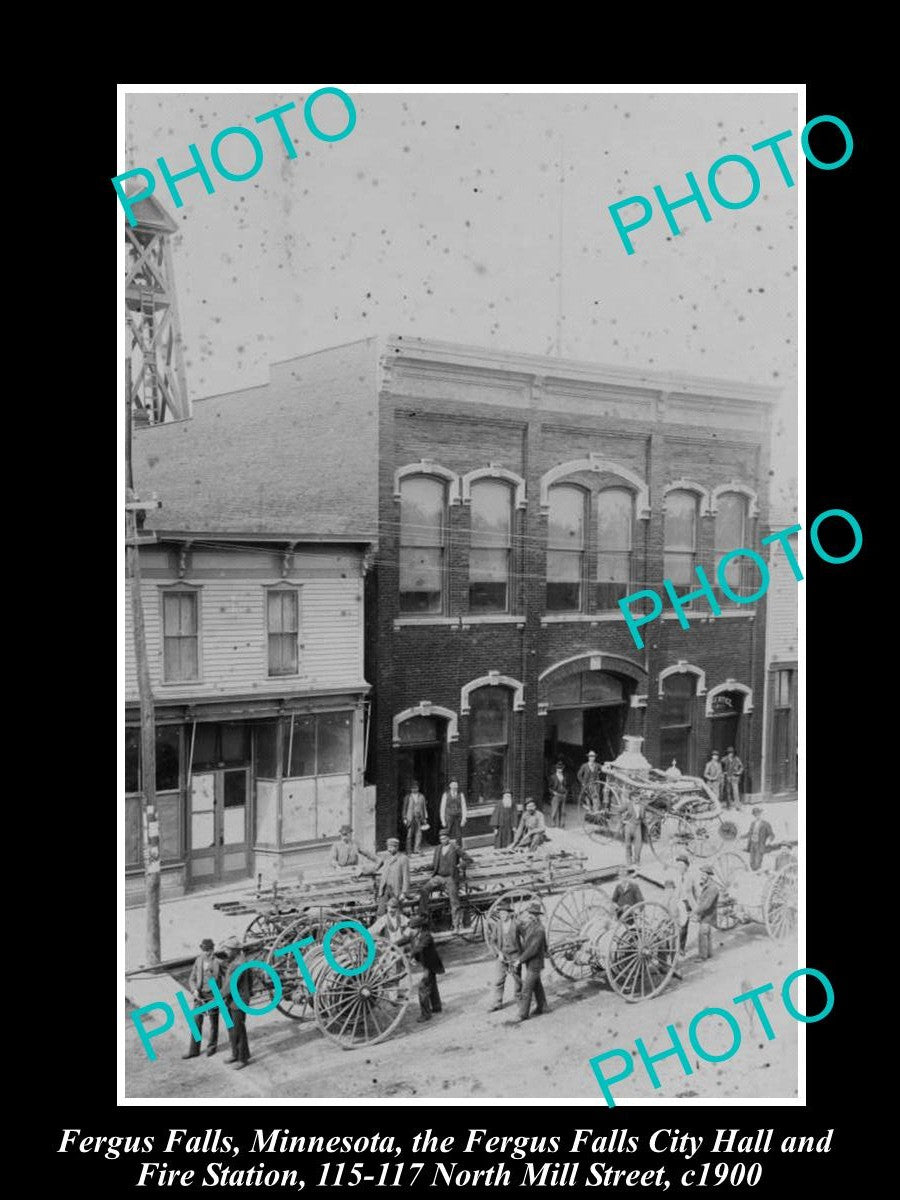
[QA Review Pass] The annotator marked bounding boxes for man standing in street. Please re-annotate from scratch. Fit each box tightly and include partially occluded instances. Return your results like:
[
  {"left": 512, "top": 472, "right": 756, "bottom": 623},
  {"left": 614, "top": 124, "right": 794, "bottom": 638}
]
[
  {"left": 331, "top": 824, "right": 379, "bottom": 870},
  {"left": 219, "top": 936, "right": 256, "bottom": 1070},
  {"left": 403, "top": 779, "right": 429, "bottom": 855},
  {"left": 488, "top": 897, "right": 523, "bottom": 1012},
  {"left": 694, "top": 863, "right": 720, "bottom": 961},
  {"left": 376, "top": 836, "right": 411, "bottom": 915},
  {"left": 612, "top": 865, "right": 644, "bottom": 918},
  {"left": 746, "top": 806, "right": 775, "bottom": 870},
  {"left": 577, "top": 750, "right": 603, "bottom": 813},
  {"left": 547, "top": 761, "right": 569, "bottom": 827},
  {"left": 722, "top": 746, "right": 744, "bottom": 810},
  {"left": 182, "top": 938, "right": 224, "bottom": 1060},
  {"left": 514, "top": 900, "right": 549, "bottom": 1022},
  {"left": 622, "top": 791, "right": 646, "bottom": 866},
  {"left": 369, "top": 896, "right": 413, "bottom": 948},
  {"left": 703, "top": 750, "right": 724, "bottom": 804},
  {"left": 419, "top": 829, "right": 468, "bottom": 930},
  {"left": 440, "top": 778, "right": 467, "bottom": 846},
  {"left": 408, "top": 914, "right": 445, "bottom": 1021}
]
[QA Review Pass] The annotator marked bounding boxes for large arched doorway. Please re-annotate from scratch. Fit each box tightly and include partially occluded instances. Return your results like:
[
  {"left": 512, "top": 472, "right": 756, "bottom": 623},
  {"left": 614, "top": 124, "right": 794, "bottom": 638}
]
[
  {"left": 542, "top": 669, "right": 634, "bottom": 777},
  {"left": 394, "top": 714, "right": 448, "bottom": 846}
]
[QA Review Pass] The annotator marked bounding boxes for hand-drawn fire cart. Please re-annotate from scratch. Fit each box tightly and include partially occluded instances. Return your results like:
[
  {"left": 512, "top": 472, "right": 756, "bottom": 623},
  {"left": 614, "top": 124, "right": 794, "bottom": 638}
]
[
  {"left": 214, "top": 843, "right": 610, "bottom": 1047},
  {"left": 710, "top": 848, "right": 798, "bottom": 941}
]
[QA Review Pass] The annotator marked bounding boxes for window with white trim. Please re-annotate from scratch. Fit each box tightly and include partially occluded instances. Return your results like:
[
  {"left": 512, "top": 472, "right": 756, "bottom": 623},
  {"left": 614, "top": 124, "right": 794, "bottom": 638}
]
[
  {"left": 547, "top": 485, "right": 586, "bottom": 612},
  {"left": 596, "top": 487, "right": 634, "bottom": 609},
  {"left": 399, "top": 476, "right": 447, "bottom": 614},
  {"left": 714, "top": 491, "right": 752, "bottom": 601},
  {"left": 664, "top": 490, "right": 699, "bottom": 595},
  {"left": 469, "top": 479, "right": 512, "bottom": 613},
  {"left": 162, "top": 590, "right": 199, "bottom": 682},
  {"left": 267, "top": 588, "right": 299, "bottom": 676}
]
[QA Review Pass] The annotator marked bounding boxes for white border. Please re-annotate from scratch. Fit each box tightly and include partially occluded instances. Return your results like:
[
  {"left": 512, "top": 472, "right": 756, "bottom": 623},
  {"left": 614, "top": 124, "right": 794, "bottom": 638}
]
[{"left": 118, "top": 82, "right": 805, "bottom": 1108}]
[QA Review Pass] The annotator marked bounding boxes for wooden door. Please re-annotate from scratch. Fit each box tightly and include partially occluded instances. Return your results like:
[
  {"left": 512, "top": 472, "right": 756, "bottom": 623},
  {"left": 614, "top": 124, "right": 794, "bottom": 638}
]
[{"left": 189, "top": 768, "right": 250, "bottom": 885}]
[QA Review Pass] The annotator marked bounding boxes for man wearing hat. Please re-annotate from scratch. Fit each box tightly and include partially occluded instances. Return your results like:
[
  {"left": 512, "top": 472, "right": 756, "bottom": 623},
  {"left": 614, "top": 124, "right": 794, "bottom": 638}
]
[
  {"left": 621, "top": 790, "right": 647, "bottom": 867},
  {"left": 510, "top": 798, "right": 549, "bottom": 852},
  {"left": 612, "top": 865, "right": 644, "bottom": 919},
  {"left": 408, "top": 914, "right": 445, "bottom": 1021},
  {"left": 419, "top": 829, "right": 469, "bottom": 930},
  {"left": 182, "top": 938, "right": 224, "bottom": 1059},
  {"left": 218, "top": 936, "right": 257, "bottom": 1069},
  {"left": 671, "top": 853, "right": 694, "bottom": 953},
  {"left": 375, "top": 837, "right": 411, "bottom": 915},
  {"left": 577, "top": 751, "right": 603, "bottom": 813},
  {"left": 694, "top": 864, "right": 720, "bottom": 961},
  {"left": 722, "top": 746, "right": 744, "bottom": 809},
  {"left": 331, "top": 824, "right": 379, "bottom": 870},
  {"left": 369, "top": 896, "right": 413, "bottom": 948},
  {"left": 513, "top": 901, "right": 549, "bottom": 1022},
  {"left": 439, "top": 778, "right": 468, "bottom": 846},
  {"left": 402, "top": 779, "right": 429, "bottom": 855},
  {"left": 488, "top": 897, "right": 523, "bottom": 1012},
  {"left": 703, "top": 750, "right": 724, "bottom": 804},
  {"left": 746, "top": 806, "right": 775, "bottom": 871},
  {"left": 547, "top": 761, "right": 569, "bottom": 828}
]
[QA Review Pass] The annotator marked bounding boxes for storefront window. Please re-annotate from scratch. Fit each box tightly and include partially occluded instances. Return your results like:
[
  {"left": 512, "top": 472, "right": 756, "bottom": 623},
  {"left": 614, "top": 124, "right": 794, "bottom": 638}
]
[
  {"left": 125, "top": 728, "right": 140, "bottom": 794},
  {"left": 124, "top": 725, "right": 183, "bottom": 868},
  {"left": 284, "top": 715, "right": 316, "bottom": 778},
  {"left": 318, "top": 712, "right": 352, "bottom": 775},
  {"left": 256, "top": 722, "right": 279, "bottom": 778}
]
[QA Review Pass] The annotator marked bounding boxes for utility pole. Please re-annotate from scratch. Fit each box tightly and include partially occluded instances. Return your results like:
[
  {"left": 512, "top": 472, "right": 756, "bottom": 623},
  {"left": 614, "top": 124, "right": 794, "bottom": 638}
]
[{"left": 125, "top": 359, "right": 162, "bottom": 964}]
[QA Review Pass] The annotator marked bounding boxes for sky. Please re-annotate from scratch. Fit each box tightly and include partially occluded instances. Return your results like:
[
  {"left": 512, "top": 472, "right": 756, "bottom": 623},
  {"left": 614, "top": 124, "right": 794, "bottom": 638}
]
[{"left": 124, "top": 89, "right": 799, "bottom": 509}]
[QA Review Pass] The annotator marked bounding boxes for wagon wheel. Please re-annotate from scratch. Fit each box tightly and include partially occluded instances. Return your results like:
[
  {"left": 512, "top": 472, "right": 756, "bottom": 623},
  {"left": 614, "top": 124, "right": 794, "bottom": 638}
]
[
  {"left": 244, "top": 908, "right": 295, "bottom": 945},
  {"left": 265, "top": 906, "right": 343, "bottom": 1020},
  {"left": 313, "top": 937, "right": 411, "bottom": 1049},
  {"left": 711, "top": 852, "right": 745, "bottom": 931},
  {"left": 483, "top": 889, "right": 544, "bottom": 955},
  {"left": 604, "top": 901, "right": 680, "bottom": 1003},
  {"left": 546, "top": 885, "right": 615, "bottom": 980},
  {"left": 582, "top": 806, "right": 610, "bottom": 843},
  {"left": 686, "top": 815, "right": 725, "bottom": 859},
  {"left": 457, "top": 899, "right": 486, "bottom": 944},
  {"left": 648, "top": 813, "right": 694, "bottom": 866},
  {"left": 763, "top": 861, "right": 798, "bottom": 941}
]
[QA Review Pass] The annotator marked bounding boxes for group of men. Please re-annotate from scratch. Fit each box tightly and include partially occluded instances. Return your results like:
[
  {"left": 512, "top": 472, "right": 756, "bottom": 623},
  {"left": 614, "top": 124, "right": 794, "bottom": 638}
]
[
  {"left": 703, "top": 746, "right": 745, "bottom": 808},
  {"left": 181, "top": 934, "right": 259, "bottom": 1068}
]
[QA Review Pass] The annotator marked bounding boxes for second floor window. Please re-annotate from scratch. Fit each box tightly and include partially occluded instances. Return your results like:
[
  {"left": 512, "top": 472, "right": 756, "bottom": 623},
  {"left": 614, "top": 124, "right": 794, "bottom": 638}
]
[
  {"left": 596, "top": 487, "right": 634, "bottom": 609},
  {"left": 267, "top": 589, "right": 299, "bottom": 676},
  {"left": 664, "top": 490, "right": 698, "bottom": 595},
  {"left": 547, "top": 485, "right": 586, "bottom": 611},
  {"left": 469, "top": 480, "right": 512, "bottom": 613},
  {"left": 162, "top": 590, "right": 199, "bottom": 682},
  {"left": 399, "top": 476, "right": 446, "bottom": 614},
  {"left": 715, "top": 491, "right": 751, "bottom": 601}
]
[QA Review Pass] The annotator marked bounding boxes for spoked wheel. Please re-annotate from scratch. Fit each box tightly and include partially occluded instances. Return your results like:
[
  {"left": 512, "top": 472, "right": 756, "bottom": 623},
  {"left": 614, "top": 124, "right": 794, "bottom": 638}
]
[
  {"left": 712, "top": 852, "right": 745, "bottom": 931},
  {"left": 483, "top": 889, "right": 544, "bottom": 954},
  {"left": 266, "top": 906, "right": 343, "bottom": 1020},
  {"left": 582, "top": 806, "right": 612, "bottom": 843},
  {"left": 546, "top": 885, "right": 616, "bottom": 981},
  {"left": 763, "top": 861, "right": 798, "bottom": 941},
  {"left": 649, "top": 813, "right": 695, "bottom": 867},
  {"left": 457, "top": 900, "right": 486, "bottom": 944},
  {"left": 605, "top": 901, "right": 680, "bottom": 1003},
  {"left": 313, "top": 938, "right": 412, "bottom": 1049},
  {"left": 244, "top": 908, "right": 295, "bottom": 945}
]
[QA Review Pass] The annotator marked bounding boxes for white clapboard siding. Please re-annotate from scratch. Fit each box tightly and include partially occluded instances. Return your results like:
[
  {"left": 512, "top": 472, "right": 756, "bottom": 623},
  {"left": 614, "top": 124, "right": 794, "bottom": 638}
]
[{"left": 124, "top": 576, "right": 364, "bottom": 701}]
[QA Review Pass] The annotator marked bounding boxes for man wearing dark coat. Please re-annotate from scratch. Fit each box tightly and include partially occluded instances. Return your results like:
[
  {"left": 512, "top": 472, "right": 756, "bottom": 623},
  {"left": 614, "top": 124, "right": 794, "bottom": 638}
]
[
  {"left": 219, "top": 936, "right": 256, "bottom": 1069},
  {"left": 577, "top": 751, "right": 603, "bottom": 812},
  {"left": 408, "top": 914, "right": 445, "bottom": 1021},
  {"left": 746, "top": 806, "right": 775, "bottom": 870},
  {"left": 489, "top": 789, "right": 517, "bottom": 849},
  {"left": 514, "top": 900, "right": 549, "bottom": 1022},
  {"left": 694, "top": 864, "right": 720, "bottom": 961},
  {"left": 547, "top": 762, "right": 569, "bottom": 827},
  {"left": 419, "top": 829, "right": 469, "bottom": 930},
  {"left": 182, "top": 938, "right": 224, "bottom": 1059},
  {"left": 611, "top": 865, "right": 644, "bottom": 918}
]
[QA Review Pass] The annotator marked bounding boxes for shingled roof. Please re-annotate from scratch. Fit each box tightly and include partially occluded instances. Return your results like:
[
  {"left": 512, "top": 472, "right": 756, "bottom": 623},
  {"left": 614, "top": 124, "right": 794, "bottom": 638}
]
[{"left": 132, "top": 338, "right": 379, "bottom": 542}]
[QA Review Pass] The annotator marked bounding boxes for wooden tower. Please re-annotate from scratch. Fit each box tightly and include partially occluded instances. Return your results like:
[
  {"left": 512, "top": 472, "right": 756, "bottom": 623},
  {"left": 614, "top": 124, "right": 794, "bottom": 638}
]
[{"left": 125, "top": 192, "right": 190, "bottom": 425}]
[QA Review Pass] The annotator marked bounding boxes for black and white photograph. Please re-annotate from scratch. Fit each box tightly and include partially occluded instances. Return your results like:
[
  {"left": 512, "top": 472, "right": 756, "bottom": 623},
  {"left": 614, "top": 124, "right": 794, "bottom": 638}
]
[{"left": 121, "top": 86, "right": 802, "bottom": 1104}]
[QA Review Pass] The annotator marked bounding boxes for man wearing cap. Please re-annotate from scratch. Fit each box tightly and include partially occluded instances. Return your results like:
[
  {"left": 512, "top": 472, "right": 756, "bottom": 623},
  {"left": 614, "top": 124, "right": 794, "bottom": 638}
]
[
  {"left": 547, "top": 761, "right": 569, "bottom": 828},
  {"left": 439, "top": 779, "right": 468, "bottom": 846},
  {"left": 219, "top": 937, "right": 255, "bottom": 1069},
  {"left": 514, "top": 901, "right": 549, "bottom": 1022},
  {"left": 694, "top": 864, "right": 720, "bottom": 961},
  {"left": 376, "top": 837, "right": 411, "bottom": 915},
  {"left": 672, "top": 853, "right": 694, "bottom": 953},
  {"left": 369, "top": 896, "right": 413, "bottom": 948},
  {"left": 510, "top": 799, "right": 549, "bottom": 852},
  {"left": 612, "top": 865, "right": 644, "bottom": 919},
  {"left": 703, "top": 750, "right": 724, "bottom": 804},
  {"left": 621, "top": 791, "right": 647, "bottom": 866},
  {"left": 577, "top": 751, "right": 603, "bottom": 813},
  {"left": 419, "top": 829, "right": 469, "bottom": 930},
  {"left": 722, "top": 746, "right": 745, "bottom": 810},
  {"left": 402, "top": 780, "right": 429, "bottom": 855},
  {"left": 182, "top": 938, "right": 224, "bottom": 1060},
  {"left": 746, "top": 806, "right": 775, "bottom": 871},
  {"left": 331, "top": 825, "right": 379, "bottom": 870},
  {"left": 488, "top": 898, "right": 523, "bottom": 1012},
  {"left": 408, "top": 915, "right": 445, "bottom": 1021}
]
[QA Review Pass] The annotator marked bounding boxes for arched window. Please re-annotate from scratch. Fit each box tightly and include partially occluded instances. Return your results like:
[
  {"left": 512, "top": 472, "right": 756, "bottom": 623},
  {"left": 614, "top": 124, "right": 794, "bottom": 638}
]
[
  {"left": 660, "top": 672, "right": 697, "bottom": 775},
  {"left": 399, "top": 476, "right": 447, "bottom": 614},
  {"left": 467, "top": 685, "right": 511, "bottom": 804},
  {"left": 469, "top": 480, "right": 513, "bottom": 613},
  {"left": 664, "top": 490, "right": 699, "bottom": 594},
  {"left": 715, "top": 491, "right": 751, "bottom": 601},
  {"left": 596, "top": 487, "right": 634, "bottom": 609},
  {"left": 547, "top": 485, "right": 586, "bottom": 612}
]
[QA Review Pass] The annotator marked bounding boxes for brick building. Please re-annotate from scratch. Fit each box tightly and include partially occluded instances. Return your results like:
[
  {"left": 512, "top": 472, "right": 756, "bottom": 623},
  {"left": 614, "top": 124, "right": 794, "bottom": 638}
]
[
  {"left": 760, "top": 506, "right": 798, "bottom": 796},
  {"left": 130, "top": 335, "right": 781, "bottom": 855}
]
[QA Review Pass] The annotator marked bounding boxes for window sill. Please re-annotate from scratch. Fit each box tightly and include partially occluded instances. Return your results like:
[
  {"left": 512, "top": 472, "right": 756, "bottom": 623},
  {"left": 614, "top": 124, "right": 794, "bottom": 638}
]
[
  {"left": 394, "top": 617, "right": 459, "bottom": 628},
  {"left": 466, "top": 804, "right": 495, "bottom": 818},
  {"left": 461, "top": 615, "right": 525, "bottom": 627},
  {"left": 541, "top": 612, "right": 623, "bottom": 624},
  {"left": 662, "top": 609, "right": 756, "bottom": 621}
]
